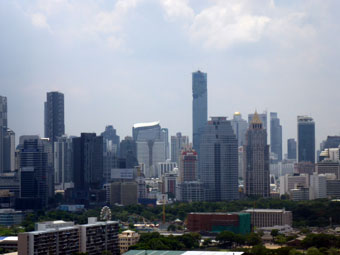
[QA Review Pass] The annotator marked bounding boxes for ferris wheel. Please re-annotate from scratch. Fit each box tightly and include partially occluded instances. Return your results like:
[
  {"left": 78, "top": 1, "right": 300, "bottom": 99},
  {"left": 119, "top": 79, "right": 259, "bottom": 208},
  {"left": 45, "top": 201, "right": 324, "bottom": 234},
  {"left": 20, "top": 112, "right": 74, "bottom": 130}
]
[{"left": 100, "top": 206, "right": 112, "bottom": 221}]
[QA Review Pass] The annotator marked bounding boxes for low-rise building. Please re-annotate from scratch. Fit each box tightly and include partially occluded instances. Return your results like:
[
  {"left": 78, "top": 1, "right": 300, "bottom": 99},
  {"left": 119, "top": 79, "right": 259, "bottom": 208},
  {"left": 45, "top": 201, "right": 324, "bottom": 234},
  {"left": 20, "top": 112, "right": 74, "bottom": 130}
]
[
  {"left": 118, "top": 230, "right": 140, "bottom": 254},
  {"left": 243, "top": 209, "right": 292, "bottom": 228},
  {"left": 0, "top": 209, "right": 24, "bottom": 226},
  {"left": 186, "top": 212, "right": 251, "bottom": 234}
]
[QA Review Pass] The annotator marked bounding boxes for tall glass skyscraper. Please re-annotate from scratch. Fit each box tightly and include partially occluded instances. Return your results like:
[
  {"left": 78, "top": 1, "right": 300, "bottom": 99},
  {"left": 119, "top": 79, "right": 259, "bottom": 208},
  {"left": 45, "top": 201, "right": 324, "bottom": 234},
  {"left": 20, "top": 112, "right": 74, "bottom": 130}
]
[
  {"left": 199, "top": 117, "right": 239, "bottom": 201},
  {"left": 44, "top": 91, "right": 65, "bottom": 143},
  {"left": 270, "top": 112, "right": 282, "bottom": 161},
  {"left": 192, "top": 71, "right": 207, "bottom": 153},
  {"left": 297, "top": 116, "right": 315, "bottom": 163}
]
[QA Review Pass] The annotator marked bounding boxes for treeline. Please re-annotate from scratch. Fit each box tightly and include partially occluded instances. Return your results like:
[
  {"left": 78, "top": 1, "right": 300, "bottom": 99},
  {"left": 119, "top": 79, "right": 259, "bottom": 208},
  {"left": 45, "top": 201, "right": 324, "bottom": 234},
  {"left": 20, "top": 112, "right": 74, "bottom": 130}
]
[{"left": 14, "top": 198, "right": 340, "bottom": 233}]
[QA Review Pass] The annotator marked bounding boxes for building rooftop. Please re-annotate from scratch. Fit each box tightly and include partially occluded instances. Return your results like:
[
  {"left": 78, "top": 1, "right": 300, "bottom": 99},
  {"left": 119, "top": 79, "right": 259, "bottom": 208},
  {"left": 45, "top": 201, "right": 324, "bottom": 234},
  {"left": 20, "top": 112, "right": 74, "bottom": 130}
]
[
  {"left": 244, "top": 209, "right": 289, "bottom": 213},
  {"left": 133, "top": 121, "right": 160, "bottom": 129},
  {"left": 125, "top": 251, "right": 243, "bottom": 255}
]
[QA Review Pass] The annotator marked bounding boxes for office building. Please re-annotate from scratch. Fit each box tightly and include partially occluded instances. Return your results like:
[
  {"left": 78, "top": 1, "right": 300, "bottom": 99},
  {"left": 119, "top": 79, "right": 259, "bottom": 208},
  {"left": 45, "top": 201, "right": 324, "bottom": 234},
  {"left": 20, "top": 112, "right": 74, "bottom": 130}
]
[
  {"left": 199, "top": 117, "right": 238, "bottom": 201},
  {"left": 192, "top": 70, "right": 207, "bottom": 153},
  {"left": 176, "top": 181, "right": 204, "bottom": 202},
  {"left": 319, "top": 148, "right": 340, "bottom": 162},
  {"left": 287, "top": 138, "right": 297, "bottom": 160},
  {"left": 316, "top": 161, "right": 340, "bottom": 179},
  {"left": 244, "top": 112, "right": 270, "bottom": 198},
  {"left": 162, "top": 171, "right": 178, "bottom": 198},
  {"left": 18, "top": 217, "right": 119, "bottom": 255},
  {"left": 270, "top": 112, "right": 282, "bottom": 161},
  {"left": 243, "top": 209, "right": 292, "bottom": 228},
  {"left": 107, "top": 182, "right": 138, "bottom": 206},
  {"left": 44, "top": 92, "right": 65, "bottom": 143},
  {"left": 54, "top": 135, "right": 73, "bottom": 189},
  {"left": 230, "top": 112, "right": 248, "bottom": 147},
  {"left": 186, "top": 212, "right": 251, "bottom": 234},
  {"left": 119, "top": 230, "right": 140, "bottom": 254},
  {"left": 72, "top": 133, "right": 103, "bottom": 203},
  {"left": 323, "top": 136, "right": 340, "bottom": 149},
  {"left": 101, "top": 125, "right": 120, "bottom": 155},
  {"left": 18, "top": 137, "right": 49, "bottom": 209},
  {"left": 0, "top": 96, "right": 7, "bottom": 127},
  {"left": 133, "top": 121, "right": 167, "bottom": 178},
  {"left": 294, "top": 162, "right": 315, "bottom": 175},
  {"left": 248, "top": 112, "right": 267, "bottom": 131},
  {"left": 291, "top": 187, "right": 310, "bottom": 201},
  {"left": 0, "top": 209, "right": 24, "bottom": 226},
  {"left": 120, "top": 136, "right": 138, "bottom": 169},
  {"left": 157, "top": 160, "right": 177, "bottom": 178},
  {"left": 297, "top": 116, "right": 315, "bottom": 163},
  {"left": 279, "top": 173, "right": 309, "bottom": 196},
  {"left": 309, "top": 173, "right": 327, "bottom": 200},
  {"left": 326, "top": 179, "right": 340, "bottom": 199},
  {"left": 170, "top": 132, "right": 189, "bottom": 165}
]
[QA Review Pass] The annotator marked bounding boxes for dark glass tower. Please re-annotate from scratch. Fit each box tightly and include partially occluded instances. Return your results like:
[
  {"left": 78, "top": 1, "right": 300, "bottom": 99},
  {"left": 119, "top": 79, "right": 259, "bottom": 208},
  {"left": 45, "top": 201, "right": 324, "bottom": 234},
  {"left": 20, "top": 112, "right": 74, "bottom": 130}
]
[
  {"left": 287, "top": 138, "right": 297, "bottom": 160},
  {"left": 120, "top": 136, "right": 138, "bottom": 169},
  {"left": 192, "top": 71, "right": 207, "bottom": 153},
  {"left": 297, "top": 116, "right": 315, "bottom": 163},
  {"left": 73, "top": 133, "right": 103, "bottom": 202},
  {"left": 199, "top": 117, "right": 238, "bottom": 201},
  {"left": 270, "top": 112, "right": 282, "bottom": 161},
  {"left": 44, "top": 92, "right": 65, "bottom": 143},
  {"left": 244, "top": 112, "right": 270, "bottom": 198}
]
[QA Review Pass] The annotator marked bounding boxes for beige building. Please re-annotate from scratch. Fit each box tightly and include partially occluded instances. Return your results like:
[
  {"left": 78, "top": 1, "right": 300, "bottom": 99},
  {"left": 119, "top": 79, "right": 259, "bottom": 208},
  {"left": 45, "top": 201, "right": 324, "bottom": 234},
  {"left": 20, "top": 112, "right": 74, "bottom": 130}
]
[
  {"left": 119, "top": 230, "right": 140, "bottom": 254},
  {"left": 243, "top": 209, "right": 292, "bottom": 228}
]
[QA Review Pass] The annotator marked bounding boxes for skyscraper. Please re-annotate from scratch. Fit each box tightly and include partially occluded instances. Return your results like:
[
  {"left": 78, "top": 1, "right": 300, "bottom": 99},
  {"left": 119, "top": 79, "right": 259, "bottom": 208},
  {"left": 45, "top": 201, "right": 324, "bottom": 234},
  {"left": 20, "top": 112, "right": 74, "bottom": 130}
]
[
  {"left": 54, "top": 135, "right": 73, "bottom": 189},
  {"left": 287, "top": 138, "right": 297, "bottom": 160},
  {"left": 199, "top": 117, "right": 239, "bottom": 201},
  {"left": 18, "top": 136, "right": 49, "bottom": 209},
  {"left": 244, "top": 112, "right": 270, "bottom": 198},
  {"left": 297, "top": 116, "right": 315, "bottom": 163},
  {"left": 192, "top": 71, "right": 207, "bottom": 153},
  {"left": 101, "top": 125, "right": 120, "bottom": 155},
  {"left": 248, "top": 112, "right": 267, "bottom": 131},
  {"left": 73, "top": 133, "right": 103, "bottom": 203},
  {"left": 44, "top": 92, "right": 65, "bottom": 143},
  {"left": 230, "top": 112, "right": 248, "bottom": 147},
  {"left": 120, "top": 136, "right": 138, "bottom": 168},
  {"left": 132, "top": 121, "right": 167, "bottom": 178},
  {"left": 170, "top": 132, "right": 189, "bottom": 165},
  {"left": 270, "top": 112, "right": 282, "bottom": 161},
  {"left": 0, "top": 96, "right": 8, "bottom": 174}
]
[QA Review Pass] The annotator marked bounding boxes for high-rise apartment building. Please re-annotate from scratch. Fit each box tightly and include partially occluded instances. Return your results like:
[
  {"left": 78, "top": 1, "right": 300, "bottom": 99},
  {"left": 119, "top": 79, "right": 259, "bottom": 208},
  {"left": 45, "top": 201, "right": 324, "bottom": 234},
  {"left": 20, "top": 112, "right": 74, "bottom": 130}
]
[
  {"left": 270, "top": 112, "right": 282, "bottom": 161},
  {"left": 297, "top": 116, "right": 315, "bottom": 163},
  {"left": 73, "top": 133, "right": 103, "bottom": 203},
  {"left": 199, "top": 117, "right": 238, "bottom": 201},
  {"left": 287, "top": 138, "right": 297, "bottom": 160},
  {"left": 244, "top": 112, "right": 270, "bottom": 198},
  {"left": 133, "top": 121, "right": 167, "bottom": 178},
  {"left": 170, "top": 132, "right": 189, "bottom": 165},
  {"left": 230, "top": 112, "right": 248, "bottom": 147},
  {"left": 44, "top": 91, "right": 65, "bottom": 143},
  {"left": 192, "top": 71, "right": 207, "bottom": 153}
]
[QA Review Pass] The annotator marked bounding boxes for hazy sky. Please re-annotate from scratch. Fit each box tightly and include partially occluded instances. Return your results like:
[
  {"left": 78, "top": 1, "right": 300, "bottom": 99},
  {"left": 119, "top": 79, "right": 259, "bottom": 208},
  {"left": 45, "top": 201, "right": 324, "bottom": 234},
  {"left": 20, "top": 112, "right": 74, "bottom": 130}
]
[{"left": 1, "top": 0, "right": 340, "bottom": 153}]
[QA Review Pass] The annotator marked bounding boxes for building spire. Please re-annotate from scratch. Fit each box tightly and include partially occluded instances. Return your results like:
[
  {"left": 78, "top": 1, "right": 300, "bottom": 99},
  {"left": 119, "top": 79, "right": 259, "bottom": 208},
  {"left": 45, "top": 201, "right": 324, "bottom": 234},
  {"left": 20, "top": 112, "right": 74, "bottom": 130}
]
[{"left": 251, "top": 110, "right": 262, "bottom": 125}]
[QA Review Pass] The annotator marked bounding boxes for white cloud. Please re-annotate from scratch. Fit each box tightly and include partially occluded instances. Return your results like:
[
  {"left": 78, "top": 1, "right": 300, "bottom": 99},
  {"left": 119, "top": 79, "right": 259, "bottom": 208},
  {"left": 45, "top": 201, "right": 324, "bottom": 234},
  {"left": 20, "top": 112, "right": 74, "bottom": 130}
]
[
  {"left": 159, "top": 0, "right": 194, "bottom": 22},
  {"left": 31, "top": 13, "right": 50, "bottom": 29}
]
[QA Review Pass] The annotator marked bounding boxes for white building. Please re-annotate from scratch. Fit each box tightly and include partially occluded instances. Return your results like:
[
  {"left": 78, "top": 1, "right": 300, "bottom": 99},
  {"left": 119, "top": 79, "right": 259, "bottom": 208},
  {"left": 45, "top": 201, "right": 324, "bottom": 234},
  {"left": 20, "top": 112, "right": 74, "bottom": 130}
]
[
  {"left": 279, "top": 174, "right": 309, "bottom": 196},
  {"left": 309, "top": 173, "right": 327, "bottom": 200}
]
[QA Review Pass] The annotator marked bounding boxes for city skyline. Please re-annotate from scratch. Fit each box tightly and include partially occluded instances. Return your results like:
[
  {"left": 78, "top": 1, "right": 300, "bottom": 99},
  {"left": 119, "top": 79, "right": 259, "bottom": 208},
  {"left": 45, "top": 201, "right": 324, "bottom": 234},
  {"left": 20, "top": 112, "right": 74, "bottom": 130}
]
[{"left": 1, "top": 1, "right": 340, "bottom": 153}]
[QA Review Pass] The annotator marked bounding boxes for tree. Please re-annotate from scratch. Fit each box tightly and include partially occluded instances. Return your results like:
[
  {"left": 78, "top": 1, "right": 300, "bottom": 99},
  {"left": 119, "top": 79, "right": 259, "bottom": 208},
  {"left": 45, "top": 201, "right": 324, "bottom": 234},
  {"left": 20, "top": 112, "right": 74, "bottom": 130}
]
[
  {"left": 271, "top": 229, "right": 279, "bottom": 237},
  {"left": 251, "top": 245, "right": 269, "bottom": 255},
  {"left": 167, "top": 224, "right": 176, "bottom": 232},
  {"left": 306, "top": 247, "right": 322, "bottom": 255},
  {"left": 246, "top": 233, "right": 262, "bottom": 246},
  {"left": 216, "top": 231, "right": 236, "bottom": 248}
]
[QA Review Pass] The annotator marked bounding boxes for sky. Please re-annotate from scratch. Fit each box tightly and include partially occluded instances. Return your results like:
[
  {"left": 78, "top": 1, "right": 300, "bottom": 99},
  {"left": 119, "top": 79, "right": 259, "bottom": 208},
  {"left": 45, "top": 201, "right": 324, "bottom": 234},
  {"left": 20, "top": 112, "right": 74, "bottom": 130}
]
[{"left": 1, "top": 0, "right": 340, "bottom": 154}]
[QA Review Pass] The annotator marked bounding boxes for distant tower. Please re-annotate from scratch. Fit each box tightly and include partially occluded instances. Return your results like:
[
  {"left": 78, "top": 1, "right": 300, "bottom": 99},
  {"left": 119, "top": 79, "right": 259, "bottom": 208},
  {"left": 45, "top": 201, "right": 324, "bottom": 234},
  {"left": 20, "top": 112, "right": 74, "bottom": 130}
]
[
  {"left": 230, "top": 112, "right": 248, "bottom": 147},
  {"left": 297, "top": 116, "right": 315, "bottom": 163},
  {"left": 171, "top": 132, "right": 189, "bottom": 165},
  {"left": 270, "top": 112, "right": 282, "bottom": 161},
  {"left": 101, "top": 125, "right": 120, "bottom": 155},
  {"left": 199, "top": 117, "right": 239, "bottom": 201},
  {"left": 120, "top": 136, "right": 138, "bottom": 169},
  {"left": 192, "top": 71, "right": 207, "bottom": 154},
  {"left": 0, "top": 96, "right": 8, "bottom": 173},
  {"left": 287, "top": 138, "right": 297, "bottom": 160},
  {"left": 44, "top": 92, "right": 65, "bottom": 143},
  {"left": 244, "top": 112, "right": 270, "bottom": 198},
  {"left": 0, "top": 96, "right": 7, "bottom": 127}
]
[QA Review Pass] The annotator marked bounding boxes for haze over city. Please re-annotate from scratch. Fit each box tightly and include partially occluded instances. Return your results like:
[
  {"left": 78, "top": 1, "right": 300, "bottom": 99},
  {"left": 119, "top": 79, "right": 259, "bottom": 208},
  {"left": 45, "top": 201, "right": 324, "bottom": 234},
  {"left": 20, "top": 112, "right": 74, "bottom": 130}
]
[{"left": 1, "top": 0, "right": 340, "bottom": 150}]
